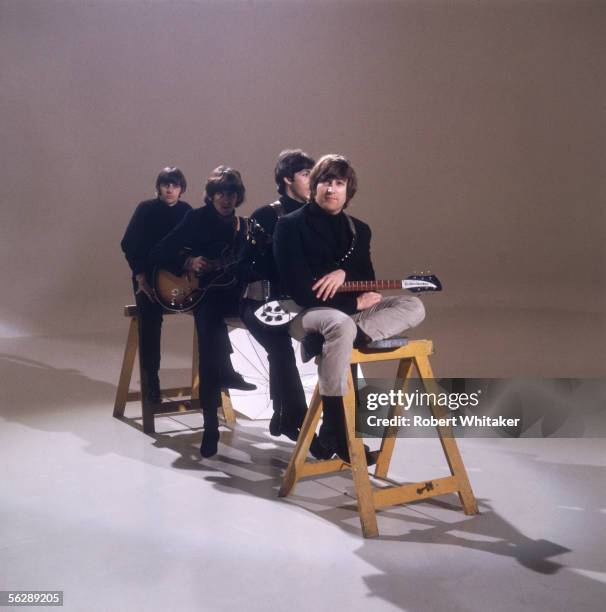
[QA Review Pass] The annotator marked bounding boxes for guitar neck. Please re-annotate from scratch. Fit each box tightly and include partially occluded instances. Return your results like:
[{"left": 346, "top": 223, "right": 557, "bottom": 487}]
[{"left": 336, "top": 280, "right": 403, "bottom": 293}]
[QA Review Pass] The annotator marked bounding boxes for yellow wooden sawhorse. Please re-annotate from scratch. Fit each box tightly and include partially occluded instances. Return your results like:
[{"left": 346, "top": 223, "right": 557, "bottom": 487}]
[
  {"left": 279, "top": 339, "right": 478, "bottom": 537},
  {"left": 112, "top": 305, "right": 236, "bottom": 434}
]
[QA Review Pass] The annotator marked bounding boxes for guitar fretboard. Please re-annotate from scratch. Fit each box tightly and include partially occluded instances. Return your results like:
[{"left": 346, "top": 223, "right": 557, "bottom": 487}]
[{"left": 337, "top": 280, "right": 402, "bottom": 293}]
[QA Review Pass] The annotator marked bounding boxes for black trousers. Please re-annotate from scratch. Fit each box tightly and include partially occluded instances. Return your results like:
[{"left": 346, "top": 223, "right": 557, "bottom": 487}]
[
  {"left": 133, "top": 281, "right": 163, "bottom": 390},
  {"left": 240, "top": 298, "right": 307, "bottom": 430},
  {"left": 194, "top": 288, "right": 240, "bottom": 413}
]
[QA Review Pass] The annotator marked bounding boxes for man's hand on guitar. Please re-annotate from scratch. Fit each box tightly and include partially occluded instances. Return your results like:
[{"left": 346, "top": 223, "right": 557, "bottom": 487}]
[
  {"left": 356, "top": 291, "right": 381, "bottom": 311},
  {"left": 313, "top": 269, "right": 346, "bottom": 301},
  {"left": 135, "top": 273, "right": 154, "bottom": 301},
  {"left": 185, "top": 256, "right": 210, "bottom": 274}
]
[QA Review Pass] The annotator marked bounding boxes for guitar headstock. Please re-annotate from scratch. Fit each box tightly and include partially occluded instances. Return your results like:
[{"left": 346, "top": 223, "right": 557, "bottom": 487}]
[{"left": 404, "top": 274, "right": 442, "bottom": 293}]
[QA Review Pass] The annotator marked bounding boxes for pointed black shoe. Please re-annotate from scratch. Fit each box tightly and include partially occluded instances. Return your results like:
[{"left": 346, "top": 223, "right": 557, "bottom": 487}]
[
  {"left": 334, "top": 443, "right": 378, "bottom": 467},
  {"left": 219, "top": 371, "right": 257, "bottom": 391}
]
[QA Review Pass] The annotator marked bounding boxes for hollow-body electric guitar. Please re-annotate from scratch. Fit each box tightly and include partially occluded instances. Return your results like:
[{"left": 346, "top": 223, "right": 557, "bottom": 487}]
[
  {"left": 153, "top": 218, "right": 268, "bottom": 313},
  {"left": 254, "top": 274, "right": 442, "bottom": 328},
  {"left": 153, "top": 245, "right": 240, "bottom": 312}
]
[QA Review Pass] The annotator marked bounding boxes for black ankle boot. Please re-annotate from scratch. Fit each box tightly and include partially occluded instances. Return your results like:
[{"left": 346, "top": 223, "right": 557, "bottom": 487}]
[
  {"left": 321, "top": 396, "right": 377, "bottom": 466},
  {"left": 309, "top": 434, "right": 335, "bottom": 460},
  {"left": 200, "top": 429, "right": 219, "bottom": 458},
  {"left": 269, "top": 410, "right": 281, "bottom": 437},
  {"left": 200, "top": 408, "right": 220, "bottom": 458},
  {"left": 318, "top": 396, "right": 341, "bottom": 455}
]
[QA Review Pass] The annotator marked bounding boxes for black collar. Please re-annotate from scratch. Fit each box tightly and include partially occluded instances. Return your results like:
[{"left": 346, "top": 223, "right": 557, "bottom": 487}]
[{"left": 280, "top": 194, "right": 305, "bottom": 214}]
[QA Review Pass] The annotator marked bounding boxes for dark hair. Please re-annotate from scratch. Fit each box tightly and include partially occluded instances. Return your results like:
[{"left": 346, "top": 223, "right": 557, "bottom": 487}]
[
  {"left": 309, "top": 154, "right": 358, "bottom": 207},
  {"left": 274, "top": 149, "right": 315, "bottom": 195},
  {"left": 155, "top": 166, "right": 187, "bottom": 193},
  {"left": 203, "top": 166, "right": 246, "bottom": 207}
]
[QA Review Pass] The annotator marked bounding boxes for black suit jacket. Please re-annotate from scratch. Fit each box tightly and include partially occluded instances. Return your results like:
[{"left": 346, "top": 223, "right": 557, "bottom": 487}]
[{"left": 273, "top": 202, "right": 375, "bottom": 315}]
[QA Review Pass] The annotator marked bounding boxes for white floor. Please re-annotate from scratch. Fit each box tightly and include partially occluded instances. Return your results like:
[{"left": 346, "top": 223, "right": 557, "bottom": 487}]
[{"left": 1, "top": 316, "right": 605, "bottom": 611}]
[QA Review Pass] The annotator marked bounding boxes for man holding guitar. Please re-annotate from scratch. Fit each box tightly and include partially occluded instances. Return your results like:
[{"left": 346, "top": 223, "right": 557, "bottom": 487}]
[
  {"left": 240, "top": 149, "right": 321, "bottom": 446},
  {"left": 150, "top": 166, "right": 256, "bottom": 458},
  {"left": 121, "top": 167, "right": 192, "bottom": 405},
  {"left": 273, "top": 154, "right": 427, "bottom": 461}
]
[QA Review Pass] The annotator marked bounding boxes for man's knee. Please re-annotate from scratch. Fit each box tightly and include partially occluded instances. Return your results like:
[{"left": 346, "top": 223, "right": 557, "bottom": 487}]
[
  {"left": 386, "top": 295, "right": 426, "bottom": 328},
  {"left": 407, "top": 296, "right": 426, "bottom": 327},
  {"left": 294, "top": 308, "right": 357, "bottom": 344},
  {"left": 322, "top": 312, "right": 357, "bottom": 344}
]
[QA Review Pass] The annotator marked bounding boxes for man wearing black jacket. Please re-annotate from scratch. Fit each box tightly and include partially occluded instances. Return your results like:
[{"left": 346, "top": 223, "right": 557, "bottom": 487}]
[
  {"left": 240, "top": 149, "right": 315, "bottom": 442},
  {"left": 273, "top": 154, "right": 426, "bottom": 461},
  {"left": 121, "top": 167, "right": 191, "bottom": 403},
  {"left": 151, "top": 166, "right": 256, "bottom": 458}
]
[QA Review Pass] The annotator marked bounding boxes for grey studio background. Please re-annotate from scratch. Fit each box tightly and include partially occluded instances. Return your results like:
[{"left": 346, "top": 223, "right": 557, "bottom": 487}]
[
  {"left": 1, "top": 0, "right": 603, "bottom": 378},
  {"left": 1, "top": 2, "right": 605, "bottom": 611}
]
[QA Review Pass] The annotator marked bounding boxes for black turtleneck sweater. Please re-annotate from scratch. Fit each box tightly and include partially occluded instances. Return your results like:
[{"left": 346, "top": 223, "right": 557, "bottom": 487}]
[
  {"left": 273, "top": 201, "right": 375, "bottom": 315},
  {"left": 120, "top": 198, "right": 192, "bottom": 280},
  {"left": 149, "top": 203, "right": 249, "bottom": 281}
]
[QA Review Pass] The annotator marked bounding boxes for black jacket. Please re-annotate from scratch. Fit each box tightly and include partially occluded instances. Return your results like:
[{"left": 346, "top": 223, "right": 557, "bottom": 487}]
[
  {"left": 120, "top": 198, "right": 192, "bottom": 279},
  {"left": 149, "top": 204, "right": 250, "bottom": 281},
  {"left": 273, "top": 202, "right": 375, "bottom": 315},
  {"left": 246, "top": 194, "right": 305, "bottom": 289}
]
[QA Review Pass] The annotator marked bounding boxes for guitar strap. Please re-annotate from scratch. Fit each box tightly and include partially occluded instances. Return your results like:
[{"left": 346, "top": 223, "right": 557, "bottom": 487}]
[{"left": 338, "top": 213, "right": 357, "bottom": 266}]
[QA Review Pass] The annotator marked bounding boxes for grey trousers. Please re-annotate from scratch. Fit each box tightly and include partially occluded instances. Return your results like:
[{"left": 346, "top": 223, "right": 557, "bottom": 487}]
[{"left": 289, "top": 295, "right": 426, "bottom": 396}]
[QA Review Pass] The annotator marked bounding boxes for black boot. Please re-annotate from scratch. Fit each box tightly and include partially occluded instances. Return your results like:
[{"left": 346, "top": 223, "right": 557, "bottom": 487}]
[
  {"left": 200, "top": 407, "right": 220, "bottom": 458},
  {"left": 269, "top": 409, "right": 282, "bottom": 437},
  {"left": 309, "top": 434, "right": 335, "bottom": 460},
  {"left": 318, "top": 396, "right": 341, "bottom": 457},
  {"left": 269, "top": 400, "right": 300, "bottom": 441},
  {"left": 321, "top": 396, "right": 376, "bottom": 466}
]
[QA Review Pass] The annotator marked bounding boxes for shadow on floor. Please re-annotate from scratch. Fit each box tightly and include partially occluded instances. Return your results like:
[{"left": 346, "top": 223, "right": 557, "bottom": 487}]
[{"left": 3, "top": 351, "right": 604, "bottom": 610}]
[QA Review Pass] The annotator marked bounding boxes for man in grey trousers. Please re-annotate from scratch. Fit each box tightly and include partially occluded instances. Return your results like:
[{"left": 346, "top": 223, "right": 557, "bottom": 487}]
[{"left": 273, "top": 153, "right": 425, "bottom": 461}]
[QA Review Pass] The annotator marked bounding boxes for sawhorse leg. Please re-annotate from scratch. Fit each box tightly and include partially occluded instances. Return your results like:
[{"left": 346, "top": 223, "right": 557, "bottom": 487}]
[
  {"left": 113, "top": 317, "right": 138, "bottom": 419},
  {"left": 374, "top": 357, "right": 415, "bottom": 479},
  {"left": 279, "top": 386, "right": 324, "bottom": 497},
  {"left": 414, "top": 354, "right": 478, "bottom": 515},
  {"left": 343, "top": 368, "right": 379, "bottom": 538}
]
